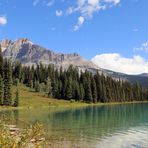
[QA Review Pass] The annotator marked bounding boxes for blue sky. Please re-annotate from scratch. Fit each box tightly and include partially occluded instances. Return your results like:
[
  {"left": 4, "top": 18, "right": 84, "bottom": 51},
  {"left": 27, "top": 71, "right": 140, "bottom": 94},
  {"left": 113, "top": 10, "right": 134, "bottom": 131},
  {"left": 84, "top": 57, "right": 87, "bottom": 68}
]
[{"left": 0, "top": 0, "right": 148, "bottom": 74}]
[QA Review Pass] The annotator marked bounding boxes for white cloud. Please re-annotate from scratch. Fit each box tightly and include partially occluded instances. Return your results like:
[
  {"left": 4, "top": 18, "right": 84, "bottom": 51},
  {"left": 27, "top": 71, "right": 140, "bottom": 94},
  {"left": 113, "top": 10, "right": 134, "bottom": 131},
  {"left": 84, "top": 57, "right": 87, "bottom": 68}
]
[
  {"left": 67, "top": 0, "right": 120, "bottom": 30},
  {"left": 47, "top": 0, "right": 55, "bottom": 7},
  {"left": 104, "top": 0, "right": 120, "bottom": 5},
  {"left": 32, "top": 0, "right": 120, "bottom": 30},
  {"left": 33, "top": 0, "right": 54, "bottom": 7},
  {"left": 91, "top": 53, "right": 148, "bottom": 75},
  {"left": 0, "top": 16, "right": 7, "bottom": 25},
  {"left": 67, "top": 0, "right": 120, "bottom": 17},
  {"left": 74, "top": 16, "right": 85, "bottom": 31},
  {"left": 33, "top": 0, "right": 40, "bottom": 6},
  {"left": 56, "top": 10, "right": 63, "bottom": 16},
  {"left": 134, "top": 41, "right": 148, "bottom": 52}
]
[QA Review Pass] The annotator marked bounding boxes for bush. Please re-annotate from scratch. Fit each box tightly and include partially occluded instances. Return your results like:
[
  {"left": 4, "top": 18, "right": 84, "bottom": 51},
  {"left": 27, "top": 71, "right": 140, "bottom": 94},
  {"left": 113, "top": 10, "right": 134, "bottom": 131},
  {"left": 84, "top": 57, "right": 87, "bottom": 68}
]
[
  {"left": 0, "top": 120, "right": 45, "bottom": 148},
  {"left": 70, "top": 99, "right": 75, "bottom": 103}
]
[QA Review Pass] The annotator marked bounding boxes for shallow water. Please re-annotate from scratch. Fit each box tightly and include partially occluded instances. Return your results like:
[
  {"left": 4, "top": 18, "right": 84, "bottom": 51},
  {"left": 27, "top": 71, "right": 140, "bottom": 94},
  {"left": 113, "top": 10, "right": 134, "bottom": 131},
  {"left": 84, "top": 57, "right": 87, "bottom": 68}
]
[{"left": 1, "top": 103, "right": 148, "bottom": 148}]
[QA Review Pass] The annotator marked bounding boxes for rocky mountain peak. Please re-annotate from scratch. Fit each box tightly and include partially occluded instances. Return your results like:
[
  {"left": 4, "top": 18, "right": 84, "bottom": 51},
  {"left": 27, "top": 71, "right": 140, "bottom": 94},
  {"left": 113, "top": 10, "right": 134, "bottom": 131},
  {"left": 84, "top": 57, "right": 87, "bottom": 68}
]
[
  {"left": 0, "top": 39, "right": 12, "bottom": 52},
  {"left": 0, "top": 38, "right": 99, "bottom": 71},
  {"left": 0, "top": 38, "right": 33, "bottom": 52},
  {"left": 15, "top": 38, "right": 33, "bottom": 45}
]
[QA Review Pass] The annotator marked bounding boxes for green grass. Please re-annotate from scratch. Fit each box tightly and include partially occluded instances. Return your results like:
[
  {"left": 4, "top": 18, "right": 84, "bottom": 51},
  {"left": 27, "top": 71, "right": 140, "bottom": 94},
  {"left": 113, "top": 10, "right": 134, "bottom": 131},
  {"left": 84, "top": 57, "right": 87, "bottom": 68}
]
[
  {"left": 0, "top": 84, "right": 148, "bottom": 111},
  {"left": 11, "top": 84, "right": 89, "bottom": 108}
]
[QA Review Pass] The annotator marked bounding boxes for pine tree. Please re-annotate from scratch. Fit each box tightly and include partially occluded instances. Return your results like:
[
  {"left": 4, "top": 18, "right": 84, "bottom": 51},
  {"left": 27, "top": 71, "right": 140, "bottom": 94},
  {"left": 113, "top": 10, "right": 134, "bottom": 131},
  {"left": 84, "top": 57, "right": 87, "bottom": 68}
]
[
  {"left": 73, "top": 81, "right": 80, "bottom": 101},
  {"left": 0, "top": 75, "right": 3, "bottom": 105},
  {"left": 35, "top": 81, "right": 40, "bottom": 92},
  {"left": 101, "top": 82, "right": 107, "bottom": 103},
  {"left": 7, "top": 61, "right": 148, "bottom": 103},
  {"left": 60, "top": 72, "right": 67, "bottom": 99},
  {"left": 52, "top": 79, "right": 59, "bottom": 98},
  {"left": 79, "top": 84, "right": 85, "bottom": 101},
  {"left": 3, "top": 60, "right": 12, "bottom": 106},
  {"left": 91, "top": 77, "right": 97, "bottom": 103},
  {"left": 13, "top": 88, "right": 19, "bottom": 107},
  {"left": 46, "top": 77, "right": 52, "bottom": 97},
  {"left": 85, "top": 78, "right": 92, "bottom": 102},
  {"left": 106, "top": 84, "right": 112, "bottom": 102},
  {"left": 13, "top": 61, "right": 22, "bottom": 82},
  {"left": 0, "top": 45, "right": 3, "bottom": 77},
  {"left": 66, "top": 78, "right": 73, "bottom": 100}
]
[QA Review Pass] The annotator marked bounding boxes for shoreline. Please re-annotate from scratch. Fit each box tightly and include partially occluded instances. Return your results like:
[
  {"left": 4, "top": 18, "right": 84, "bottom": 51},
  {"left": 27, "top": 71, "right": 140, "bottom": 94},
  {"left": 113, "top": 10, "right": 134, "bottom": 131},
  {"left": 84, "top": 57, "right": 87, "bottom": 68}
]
[
  {"left": 1, "top": 100, "right": 148, "bottom": 148},
  {"left": 1, "top": 100, "right": 148, "bottom": 111}
]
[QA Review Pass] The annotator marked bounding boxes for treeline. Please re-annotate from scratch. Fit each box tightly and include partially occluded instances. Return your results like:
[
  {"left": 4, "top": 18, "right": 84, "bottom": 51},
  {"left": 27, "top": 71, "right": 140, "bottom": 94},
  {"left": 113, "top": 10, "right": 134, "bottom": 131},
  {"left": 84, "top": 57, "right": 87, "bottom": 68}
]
[
  {"left": 0, "top": 46, "right": 148, "bottom": 105},
  {"left": 0, "top": 47, "right": 19, "bottom": 107},
  {"left": 12, "top": 61, "right": 148, "bottom": 103}
]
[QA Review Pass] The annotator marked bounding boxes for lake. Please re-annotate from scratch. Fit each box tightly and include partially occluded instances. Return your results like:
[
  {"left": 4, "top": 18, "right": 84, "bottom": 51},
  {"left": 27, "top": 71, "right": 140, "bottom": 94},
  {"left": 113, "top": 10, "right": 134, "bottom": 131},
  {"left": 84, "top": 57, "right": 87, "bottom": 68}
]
[{"left": 1, "top": 103, "right": 148, "bottom": 148}]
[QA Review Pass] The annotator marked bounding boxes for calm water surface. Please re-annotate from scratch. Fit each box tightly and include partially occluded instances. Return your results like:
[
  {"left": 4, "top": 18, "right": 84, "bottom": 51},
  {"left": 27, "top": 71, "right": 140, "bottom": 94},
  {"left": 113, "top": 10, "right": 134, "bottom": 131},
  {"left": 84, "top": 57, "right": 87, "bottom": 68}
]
[{"left": 1, "top": 103, "right": 148, "bottom": 148}]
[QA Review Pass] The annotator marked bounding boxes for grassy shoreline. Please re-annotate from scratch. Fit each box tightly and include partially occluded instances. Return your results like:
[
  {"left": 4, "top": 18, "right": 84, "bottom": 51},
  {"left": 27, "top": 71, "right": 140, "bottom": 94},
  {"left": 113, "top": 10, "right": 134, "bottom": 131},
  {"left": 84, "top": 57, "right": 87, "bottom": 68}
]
[
  {"left": 1, "top": 99, "right": 148, "bottom": 112},
  {"left": 0, "top": 84, "right": 148, "bottom": 111}
]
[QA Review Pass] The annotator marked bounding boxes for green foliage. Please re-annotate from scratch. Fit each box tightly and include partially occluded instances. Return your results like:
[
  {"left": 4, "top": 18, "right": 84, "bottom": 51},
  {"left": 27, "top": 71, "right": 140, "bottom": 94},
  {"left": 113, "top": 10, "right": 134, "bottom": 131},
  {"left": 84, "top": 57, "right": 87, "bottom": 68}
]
[
  {"left": 12, "top": 63, "right": 148, "bottom": 103},
  {"left": 19, "top": 122, "right": 45, "bottom": 147},
  {"left": 0, "top": 120, "right": 45, "bottom": 148},
  {"left": 0, "top": 75, "right": 3, "bottom": 105},
  {"left": 0, "top": 45, "right": 3, "bottom": 77},
  {"left": 79, "top": 84, "right": 85, "bottom": 101},
  {"left": 66, "top": 77, "right": 73, "bottom": 100},
  {"left": 91, "top": 77, "right": 97, "bottom": 103},
  {"left": 13, "top": 88, "right": 19, "bottom": 107},
  {"left": 3, "top": 60, "right": 12, "bottom": 106},
  {"left": 34, "top": 81, "right": 40, "bottom": 92},
  {"left": 0, "top": 121, "right": 16, "bottom": 147},
  {"left": 46, "top": 77, "right": 52, "bottom": 97}
]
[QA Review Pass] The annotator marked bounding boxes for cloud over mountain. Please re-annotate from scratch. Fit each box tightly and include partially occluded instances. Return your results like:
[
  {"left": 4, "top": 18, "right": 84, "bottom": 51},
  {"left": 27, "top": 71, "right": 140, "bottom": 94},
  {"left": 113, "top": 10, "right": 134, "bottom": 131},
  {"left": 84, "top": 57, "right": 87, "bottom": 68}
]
[{"left": 92, "top": 53, "right": 148, "bottom": 75}]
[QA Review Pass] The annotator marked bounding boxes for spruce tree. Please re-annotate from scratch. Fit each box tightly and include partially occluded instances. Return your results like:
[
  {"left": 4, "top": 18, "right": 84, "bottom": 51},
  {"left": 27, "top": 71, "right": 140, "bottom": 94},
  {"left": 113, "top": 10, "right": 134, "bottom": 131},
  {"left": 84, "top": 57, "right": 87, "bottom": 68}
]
[
  {"left": 73, "top": 81, "right": 80, "bottom": 101},
  {"left": 79, "top": 84, "right": 85, "bottom": 101},
  {"left": 46, "top": 77, "right": 52, "bottom": 97},
  {"left": 8, "top": 62, "right": 148, "bottom": 103},
  {"left": 52, "top": 79, "right": 59, "bottom": 98},
  {"left": 85, "top": 78, "right": 92, "bottom": 102},
  {"left": 106, "top": 84, "right": 112, "bottom": 102},
  {"left": 0, "top": 45, "right": 3, "bottom": 77},
  {"left": 91, "top": 77, "right": 97, "bottom": 103},
  {"left": 13, "top": 88, "right": 19, "bottom": 107},
  {"left": 0, "top": 46, "right": 3, "bottom": 105},
  {"left": 66, "top": 78, "right": 73, "bottom": 100},
  {"left": 13, "top": 61, "right": 22, "bottom": 82},
  {"left": 35, "top": 81, "right": 40, "bottom": 92},
  {"left": 3, "top": 60, "right": 12, "bottom": 106},
  {"left": 0, "top": 75, "right": 3, "bottom": 105},
  {"left": 101, "top": 83, "right": 107, "bottom": 103}
]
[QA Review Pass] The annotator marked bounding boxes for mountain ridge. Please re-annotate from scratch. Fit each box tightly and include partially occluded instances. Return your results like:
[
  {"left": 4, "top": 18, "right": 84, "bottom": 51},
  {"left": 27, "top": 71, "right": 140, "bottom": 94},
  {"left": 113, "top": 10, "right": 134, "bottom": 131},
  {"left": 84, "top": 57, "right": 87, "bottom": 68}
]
[
  {"left": 0, "top": 38, "right": 99, "bottom": 71},
  {"left": 0, "top": 38, "right": 148, "bottom": 87}
]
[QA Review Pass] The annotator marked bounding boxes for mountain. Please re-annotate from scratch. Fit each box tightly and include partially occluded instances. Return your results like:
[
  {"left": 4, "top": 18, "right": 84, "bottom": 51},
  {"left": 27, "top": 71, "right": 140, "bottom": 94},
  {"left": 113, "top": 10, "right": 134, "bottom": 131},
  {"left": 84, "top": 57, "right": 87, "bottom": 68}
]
[
  {"left": 0, "top": 38, "right": 148, "bottom": 87},
  {"left": 101, "top": 69, "right": 148, "bottom": 87},
  {"left": 0, "top": 38, "right": 99, "bottom": 71}
]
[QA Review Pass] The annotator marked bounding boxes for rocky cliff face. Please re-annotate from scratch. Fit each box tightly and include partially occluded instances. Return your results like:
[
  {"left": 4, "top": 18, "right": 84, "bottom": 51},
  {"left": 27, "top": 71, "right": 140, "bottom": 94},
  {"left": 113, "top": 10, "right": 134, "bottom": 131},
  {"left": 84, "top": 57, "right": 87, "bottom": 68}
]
[{"left": 0, "top": 38, "right": 99, "bottom": 70}]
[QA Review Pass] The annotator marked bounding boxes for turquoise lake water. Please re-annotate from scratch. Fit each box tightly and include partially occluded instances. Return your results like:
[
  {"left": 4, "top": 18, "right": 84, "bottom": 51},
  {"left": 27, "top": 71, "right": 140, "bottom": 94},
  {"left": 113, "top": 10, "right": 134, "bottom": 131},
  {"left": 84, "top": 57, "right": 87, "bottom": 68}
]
[{"left": 1, "top": 103, "right": 148, "bottom": 148}]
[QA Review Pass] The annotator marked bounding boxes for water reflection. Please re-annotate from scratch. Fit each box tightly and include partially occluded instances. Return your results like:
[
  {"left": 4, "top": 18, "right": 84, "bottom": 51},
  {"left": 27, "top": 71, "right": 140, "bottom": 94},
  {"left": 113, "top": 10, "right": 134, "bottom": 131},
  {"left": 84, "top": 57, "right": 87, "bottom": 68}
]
[
  {"left": 1, "top": 103, "right": 148, "bottom": 147},
  {"left": 47, "top": 104, "right": 148, "bottom": 142}
]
